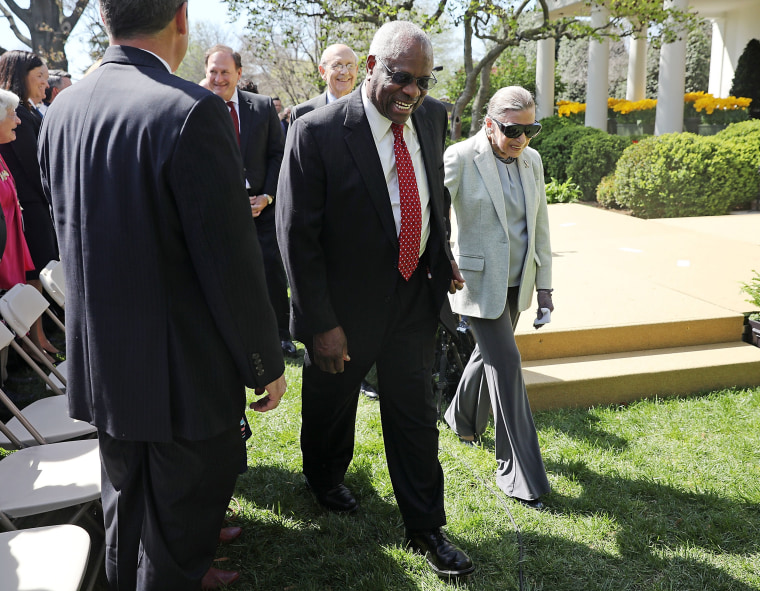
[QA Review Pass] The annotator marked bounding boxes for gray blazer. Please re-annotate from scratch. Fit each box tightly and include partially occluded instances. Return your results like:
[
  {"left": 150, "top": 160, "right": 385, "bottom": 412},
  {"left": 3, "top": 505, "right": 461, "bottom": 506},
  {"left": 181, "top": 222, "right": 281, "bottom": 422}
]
[{"left": 446, "top": 129, "right": 552, "bottom": 319}]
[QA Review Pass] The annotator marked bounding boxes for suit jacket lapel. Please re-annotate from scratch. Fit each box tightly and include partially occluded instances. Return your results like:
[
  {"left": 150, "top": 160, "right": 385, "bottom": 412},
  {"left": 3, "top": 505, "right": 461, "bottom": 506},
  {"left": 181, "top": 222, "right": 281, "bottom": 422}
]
[
  {"left": 343, "top": 90, "right": 398, "bottom": 247},
  {"left": 517, "top": 152, "right": 538, "bottom": 239},
  {"left": 412, "top": 104, "right": 443, "bottom": 224},
  {"left": 236, "top": 90, "right": 252, "bottom": 157},
  {"left": 473, "top": 132, "right": 510, "bottom": 237}
]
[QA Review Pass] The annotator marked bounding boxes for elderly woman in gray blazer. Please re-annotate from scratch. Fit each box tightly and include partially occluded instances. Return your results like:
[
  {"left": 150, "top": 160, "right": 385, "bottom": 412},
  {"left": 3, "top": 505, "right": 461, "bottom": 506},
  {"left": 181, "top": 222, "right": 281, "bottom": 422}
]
[{"left": 444, "top": 86, "right": 553, "bottom": 508}]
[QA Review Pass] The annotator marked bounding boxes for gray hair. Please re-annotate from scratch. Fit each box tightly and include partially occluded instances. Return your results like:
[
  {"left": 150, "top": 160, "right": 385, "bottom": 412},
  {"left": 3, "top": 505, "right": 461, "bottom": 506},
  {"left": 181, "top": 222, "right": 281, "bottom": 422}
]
[
  {"left": 368, "top": 21, "right": 432, "bottom": 62},
  {"left": 486, "top": 86, "right": 535, "bottom": 122},
  {"left": 0, "top": 88, "right": 20, "bottom": 119}
]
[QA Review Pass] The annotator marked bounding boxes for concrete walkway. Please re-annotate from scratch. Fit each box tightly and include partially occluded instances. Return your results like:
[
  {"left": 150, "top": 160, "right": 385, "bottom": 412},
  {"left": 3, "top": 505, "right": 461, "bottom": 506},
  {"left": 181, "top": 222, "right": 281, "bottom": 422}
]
[
  {"left": 516, "top": 204, "right": 760, "bottom": 336},
  {"left": 508, "top": 204, "right": 760, "bottom": 409}
]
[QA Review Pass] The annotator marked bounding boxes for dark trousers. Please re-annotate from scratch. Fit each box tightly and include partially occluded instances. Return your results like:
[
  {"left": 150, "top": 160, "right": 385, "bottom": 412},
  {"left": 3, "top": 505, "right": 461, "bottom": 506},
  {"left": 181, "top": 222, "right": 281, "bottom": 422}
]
[
  {"left": 254, "top": 213, "right": 291, "bottom": 341},
  {"left": 99, "top": 426, "right": 243, "bottom": 591},
  {"left": 300, "top": 264, "right": 445, "bottom": 531}
]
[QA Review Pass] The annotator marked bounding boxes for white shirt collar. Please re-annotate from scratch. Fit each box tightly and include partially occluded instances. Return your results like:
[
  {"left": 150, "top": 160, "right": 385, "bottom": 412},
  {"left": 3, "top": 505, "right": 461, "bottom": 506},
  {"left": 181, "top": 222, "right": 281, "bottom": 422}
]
[
  {"left": 361, "top": 81, "right": 414, "bottom": 143},
  {"left": 138, "top": 48, "right": 172, "bottom": 73}
]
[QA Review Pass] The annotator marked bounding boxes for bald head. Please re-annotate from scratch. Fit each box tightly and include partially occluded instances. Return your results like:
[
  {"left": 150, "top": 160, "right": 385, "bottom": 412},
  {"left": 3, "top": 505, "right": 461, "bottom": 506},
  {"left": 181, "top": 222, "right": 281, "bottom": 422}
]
[{"left": 318, "top": 44, "right": 358, "bottom": 99}]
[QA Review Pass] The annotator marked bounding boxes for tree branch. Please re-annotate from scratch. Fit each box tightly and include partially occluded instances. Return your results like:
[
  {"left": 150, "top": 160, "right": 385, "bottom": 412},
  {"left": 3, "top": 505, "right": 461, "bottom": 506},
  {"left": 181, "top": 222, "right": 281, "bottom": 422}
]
[
  {"left": 0, "top": 2, "right": 31, "bottom": 47},
  {"left": 1, "top": 0, "right": 30, "bottom": 27}
]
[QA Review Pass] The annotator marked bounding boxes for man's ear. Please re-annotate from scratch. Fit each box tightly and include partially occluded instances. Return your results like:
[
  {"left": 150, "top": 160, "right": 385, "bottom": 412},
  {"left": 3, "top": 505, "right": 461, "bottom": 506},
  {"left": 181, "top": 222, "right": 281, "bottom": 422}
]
[
  {"left": 175, "top": 1, "right": 189, "bottom": 36},
  {"left": 318, "top": 64, "right": 327, "bottom": 82},
  {"left": 366, "top": 55, "right": 376, "bottom": 76}
]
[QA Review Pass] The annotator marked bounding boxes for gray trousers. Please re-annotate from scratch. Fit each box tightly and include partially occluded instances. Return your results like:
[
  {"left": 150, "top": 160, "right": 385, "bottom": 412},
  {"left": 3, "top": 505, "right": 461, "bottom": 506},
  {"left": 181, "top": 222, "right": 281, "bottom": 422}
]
[{"left": 445, "top": 287, "right": 550, "bottom": 500}]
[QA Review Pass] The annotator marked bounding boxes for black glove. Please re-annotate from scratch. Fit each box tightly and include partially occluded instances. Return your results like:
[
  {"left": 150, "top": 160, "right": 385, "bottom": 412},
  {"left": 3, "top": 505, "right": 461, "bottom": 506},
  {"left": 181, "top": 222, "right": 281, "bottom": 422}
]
[{"left": 537, "top": 289, "right": 554, "bottom": 312}]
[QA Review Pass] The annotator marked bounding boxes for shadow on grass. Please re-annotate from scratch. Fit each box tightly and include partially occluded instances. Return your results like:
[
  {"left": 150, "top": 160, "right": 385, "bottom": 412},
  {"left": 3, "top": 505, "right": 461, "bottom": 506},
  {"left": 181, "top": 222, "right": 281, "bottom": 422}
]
[
  {"left": 534, "top": 407, "right": 629, "bottom": 451},
  {"left": 229, "top": 463, "right": 475, "bottom": 590},
  {"left": 544, "top": 458, "right": 760, "bottom": 557},
  {"left": 520, "top": 529, "right": 759, "bottom": 591}
]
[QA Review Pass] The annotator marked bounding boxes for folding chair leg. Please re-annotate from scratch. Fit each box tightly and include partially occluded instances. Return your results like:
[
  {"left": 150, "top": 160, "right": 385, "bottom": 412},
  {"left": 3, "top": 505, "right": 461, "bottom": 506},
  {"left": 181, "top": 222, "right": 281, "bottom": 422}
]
[
  {"left": 19, "top": 335, "right": 67, "bottom": 386},
  {"left": 82, "top": 539, "right": 106, "bottom": 591},
  {"left": 0, "top": 388, "right": 47, "bottom": 445},
  {"left": 0, "top": 511, "right": 17, "bottom": 532},
  {"left": 44, "top": 308, "right": 66, "bottom": 334},
  {"left": 9, "top": 340, "right": 66, "bottom": 396}
]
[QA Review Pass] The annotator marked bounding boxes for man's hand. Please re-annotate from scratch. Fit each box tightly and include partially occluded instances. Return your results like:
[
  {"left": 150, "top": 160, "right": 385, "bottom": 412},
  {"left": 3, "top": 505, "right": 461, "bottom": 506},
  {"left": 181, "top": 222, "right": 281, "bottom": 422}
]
[
  {"left": 249, "top": 195, "right": 269, "bottom": 218},
  {"left": 313, "top": 326, "right": 350, "bottom": 374},
  {"left": 449, "top": 259, "right": 465, "bottom": 294},
  {"left": 250, "top": 374, "right": 287, "bottom": 412}
]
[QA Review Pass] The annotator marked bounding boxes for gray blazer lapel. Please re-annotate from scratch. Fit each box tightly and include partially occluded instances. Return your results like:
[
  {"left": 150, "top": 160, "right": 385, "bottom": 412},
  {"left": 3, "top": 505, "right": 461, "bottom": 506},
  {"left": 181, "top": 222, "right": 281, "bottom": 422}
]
[
  {"left": 473, "top": 133, "right": 509, "bottom": 237},
  {"left": 343, "top": 90, "right": 398, "bottom": 247}
]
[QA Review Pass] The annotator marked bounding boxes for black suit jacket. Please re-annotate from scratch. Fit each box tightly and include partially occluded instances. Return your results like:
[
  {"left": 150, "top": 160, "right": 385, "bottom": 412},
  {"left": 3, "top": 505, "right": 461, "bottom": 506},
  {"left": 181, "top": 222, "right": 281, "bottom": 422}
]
[
  {"left": 38, "top": 46, "right": 284, "bottom": 442},
  {"left": 237, "top": 90, "right": 284, "bottom": 225},
  {"left": 289, "top": 92, "right": 328, "bottom": 123},
  {"left": 276, "top": 87, "right": 452, "bottom": 344}
]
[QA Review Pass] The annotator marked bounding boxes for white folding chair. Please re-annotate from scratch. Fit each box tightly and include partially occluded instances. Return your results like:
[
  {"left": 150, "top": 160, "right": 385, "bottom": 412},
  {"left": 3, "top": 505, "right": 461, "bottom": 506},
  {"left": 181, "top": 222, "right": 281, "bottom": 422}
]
[
  {"left": 0, "top": 322, "right": 93, "bottom": 449},
  {"left": 0, "top": 284, "right": 66, "bottom": 394},
  {"left": 0, "top": 438, "right": 101, "bottom": 533},
  {"left": 39, "top": 259, "right": 66, "bottom": 310},
  {"left": 0, "top": 524, "right": 90, "bottom": 591}
]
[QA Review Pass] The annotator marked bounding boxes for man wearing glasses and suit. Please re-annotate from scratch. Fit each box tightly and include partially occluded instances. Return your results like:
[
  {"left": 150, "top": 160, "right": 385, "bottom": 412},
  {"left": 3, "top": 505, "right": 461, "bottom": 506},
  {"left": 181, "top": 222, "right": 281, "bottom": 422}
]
[
  {"left": 277, "top": 20, "right": 474, "bottom": 581},
  {"left": 290, "top": 44, "right": 359, "bottom": 122}
]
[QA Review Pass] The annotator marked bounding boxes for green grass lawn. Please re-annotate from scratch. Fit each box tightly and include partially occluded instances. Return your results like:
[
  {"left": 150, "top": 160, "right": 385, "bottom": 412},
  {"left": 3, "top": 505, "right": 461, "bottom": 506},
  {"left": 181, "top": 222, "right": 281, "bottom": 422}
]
[
  {"left": 3, "top": 354, "right": 759, "bottom": 590},
  {"left": 220, "top": 358, "right": 760, "bottom": 590}
]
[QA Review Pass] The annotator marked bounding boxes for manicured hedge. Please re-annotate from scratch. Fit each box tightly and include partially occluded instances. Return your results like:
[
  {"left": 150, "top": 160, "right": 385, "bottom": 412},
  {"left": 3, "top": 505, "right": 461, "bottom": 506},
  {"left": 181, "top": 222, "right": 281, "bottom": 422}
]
[
  {"left": 534, "top": 125, "right": 605, "bottom": 183},
  {"left": 611, "top": 133, "right": 760, "bottom": 218},
  {"left": 566, "top": 134, "right": 631, "bottom": 201}
]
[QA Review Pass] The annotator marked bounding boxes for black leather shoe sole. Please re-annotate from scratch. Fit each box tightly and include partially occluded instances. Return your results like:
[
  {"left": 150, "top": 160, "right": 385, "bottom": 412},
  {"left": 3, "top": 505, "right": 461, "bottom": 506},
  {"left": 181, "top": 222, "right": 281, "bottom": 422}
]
[
  {"left": 306, "top": 480, "right": 358, "bottom": 514},
  {"left": 406, "top": 533, "right": 475, "bottom": 579}
]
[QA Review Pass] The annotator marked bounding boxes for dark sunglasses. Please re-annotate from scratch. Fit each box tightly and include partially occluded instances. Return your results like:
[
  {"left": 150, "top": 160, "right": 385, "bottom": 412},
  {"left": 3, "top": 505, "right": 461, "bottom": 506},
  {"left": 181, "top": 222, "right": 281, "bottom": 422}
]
[
  {"left": 376, "top": 57, "right": 437, "bottom": 91},
  {"left": 491, "top": 118, "right": 542, "bottom": 139}
]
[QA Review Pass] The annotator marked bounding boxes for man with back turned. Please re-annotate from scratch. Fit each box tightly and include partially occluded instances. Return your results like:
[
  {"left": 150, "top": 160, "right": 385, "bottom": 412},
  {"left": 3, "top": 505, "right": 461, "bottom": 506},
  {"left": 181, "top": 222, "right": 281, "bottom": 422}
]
[{"left": 38, "top": 1, "right": 286, "bottom": 589}]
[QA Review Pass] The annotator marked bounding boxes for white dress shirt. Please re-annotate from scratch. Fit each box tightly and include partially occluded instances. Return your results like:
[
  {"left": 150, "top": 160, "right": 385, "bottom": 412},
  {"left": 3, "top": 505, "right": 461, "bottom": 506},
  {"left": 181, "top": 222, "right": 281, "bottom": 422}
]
[{"left": 361, "top": 83, "right": 430, "bottom": 258}]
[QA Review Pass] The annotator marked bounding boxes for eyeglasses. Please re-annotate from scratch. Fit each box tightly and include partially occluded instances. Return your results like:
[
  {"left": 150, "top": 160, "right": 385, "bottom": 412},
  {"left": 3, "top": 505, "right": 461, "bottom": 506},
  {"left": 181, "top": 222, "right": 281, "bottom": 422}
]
[
  {"left": 491, "top": 118, "right": 542, "bottom": 139},
  {"left": 376, "top": 58, "right": 437, "bottom": 91},
  {"left": 329, "top": 63, "right": 357, "bottom": 72}
]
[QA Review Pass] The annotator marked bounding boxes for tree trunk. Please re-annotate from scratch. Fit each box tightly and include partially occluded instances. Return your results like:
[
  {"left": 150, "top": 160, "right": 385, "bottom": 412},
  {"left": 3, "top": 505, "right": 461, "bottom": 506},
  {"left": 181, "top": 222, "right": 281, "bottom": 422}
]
[{"left": 469, "top": 55, "right": 496, "bottom": 136}]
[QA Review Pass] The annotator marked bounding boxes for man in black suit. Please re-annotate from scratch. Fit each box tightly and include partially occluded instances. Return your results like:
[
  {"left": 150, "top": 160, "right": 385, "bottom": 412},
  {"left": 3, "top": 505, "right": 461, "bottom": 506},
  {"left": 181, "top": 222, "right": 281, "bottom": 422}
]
[
  {"left": 204, "top": 45, "right": 297, "bottom": 358},
  {"left": 277, "top": 21, "right": 473, "bottom": 580},
  {"left": 38, "top": 2, "right": 286, "bottom": 589},
  {"left": 290, "top": 43, "right": 359, "bottom": 123}
]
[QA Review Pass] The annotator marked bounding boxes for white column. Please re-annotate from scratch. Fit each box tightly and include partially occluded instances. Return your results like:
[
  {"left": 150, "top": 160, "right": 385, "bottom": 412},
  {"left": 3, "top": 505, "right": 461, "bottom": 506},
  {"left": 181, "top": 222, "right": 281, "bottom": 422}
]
[
  {"left": 654, "top": 0, "right": 688, "bottom": 135},
  {"left": 536, "top": 37, "right": 556, "bottom": 121},
  {"left": 708, "top": 18, "right": 730, "bottom": 97},
  {"left": 626, "top": 28, "right": 648, "bottom": 101},
  {"left": 585, "top": 5, "right": 610, "bottom": 130}
]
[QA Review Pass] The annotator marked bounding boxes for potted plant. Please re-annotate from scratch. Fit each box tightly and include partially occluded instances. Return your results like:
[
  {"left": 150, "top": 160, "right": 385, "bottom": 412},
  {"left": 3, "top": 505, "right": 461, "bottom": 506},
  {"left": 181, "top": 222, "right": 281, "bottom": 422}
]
[
  {"left": 613, "top": 99, "right": 657, "bottom": 136},
  {"left": 694, "top": 95, "right": 752, "bottom": 135},
  {"left": 683, "top": 91, "right": 708, "bottom": 133},
  {"left": 741, "top": 270, "right": 760, "bottom": 347}
]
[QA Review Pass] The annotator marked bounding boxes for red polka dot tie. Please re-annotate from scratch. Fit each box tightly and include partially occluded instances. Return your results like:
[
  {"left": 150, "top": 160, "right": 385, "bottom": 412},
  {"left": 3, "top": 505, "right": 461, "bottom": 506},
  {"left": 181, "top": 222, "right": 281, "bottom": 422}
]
[{"left": 391, "top": 123, "right": 421, "bottom": 281}]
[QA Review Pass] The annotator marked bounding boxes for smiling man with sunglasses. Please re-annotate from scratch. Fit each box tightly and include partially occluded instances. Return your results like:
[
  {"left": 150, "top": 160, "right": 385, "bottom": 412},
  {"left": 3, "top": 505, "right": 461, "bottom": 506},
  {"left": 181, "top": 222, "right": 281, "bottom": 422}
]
[{"left": 277, "top": 20, "right": 473, "bottom": 581}]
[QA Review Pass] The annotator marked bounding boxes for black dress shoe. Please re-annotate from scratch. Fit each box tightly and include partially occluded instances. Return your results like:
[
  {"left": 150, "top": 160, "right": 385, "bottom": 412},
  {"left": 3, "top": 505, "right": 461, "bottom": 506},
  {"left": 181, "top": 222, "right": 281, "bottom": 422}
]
[
  {"left": 517, "top": 497, "right": 546, "bottom": 511},
  {"left": 281, "top": 340, "right": 298, "bottom": 357},
  {"left": 406, "top": 527, "right": 475, "bottom": 579},
  {"left": 306, "top": 481, "right": 358, "bottom": 514},
  {"left": 360, "top": 380, "right": 379, "bottom": 400}
]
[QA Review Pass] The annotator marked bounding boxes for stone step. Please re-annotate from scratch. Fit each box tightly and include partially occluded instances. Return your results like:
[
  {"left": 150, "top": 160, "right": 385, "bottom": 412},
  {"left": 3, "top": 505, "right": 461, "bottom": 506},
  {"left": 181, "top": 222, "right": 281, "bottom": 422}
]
[
  {"left": 523, "top": 341, "right": 760, "bottom": 411},
  {"left": 516, "top": 315, "right": 745, "bottom": 362}
]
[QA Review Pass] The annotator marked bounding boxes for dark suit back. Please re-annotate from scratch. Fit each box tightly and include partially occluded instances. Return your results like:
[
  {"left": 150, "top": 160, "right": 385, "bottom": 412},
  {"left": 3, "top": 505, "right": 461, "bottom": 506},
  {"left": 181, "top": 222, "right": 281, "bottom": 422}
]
[
  {"left": 38, "top": 46, "right": 283, "bottom": 442},
  {"left": 276, "top": 88, "right": 452, "bottom": 343},
  {"left": 289, "top": 92, "right": 328, "bottom": 124}
]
